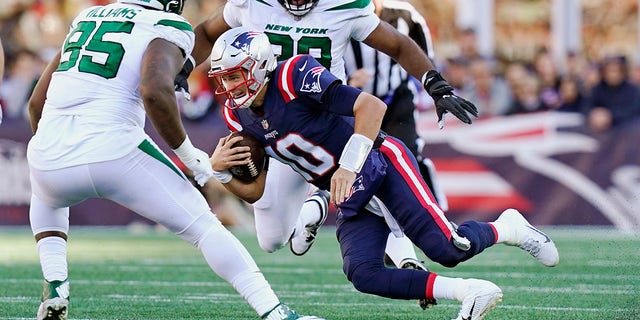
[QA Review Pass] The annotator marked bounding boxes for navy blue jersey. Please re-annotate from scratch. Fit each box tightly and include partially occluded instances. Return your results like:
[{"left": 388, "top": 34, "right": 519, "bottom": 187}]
[
  {"left": 223, "top": 55, "right": 362, "bottom": 190},
  {"left": 222, "top": 55, "right": 502, "bottom": 300}
]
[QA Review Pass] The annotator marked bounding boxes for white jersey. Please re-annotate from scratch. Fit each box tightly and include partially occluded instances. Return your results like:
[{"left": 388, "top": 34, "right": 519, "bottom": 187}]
[
  {"left": 223, "top": 0, "right": 379, "bottom": 82},
  {"left": 28, "top": 3, "right": 194, "bottom": 170}
]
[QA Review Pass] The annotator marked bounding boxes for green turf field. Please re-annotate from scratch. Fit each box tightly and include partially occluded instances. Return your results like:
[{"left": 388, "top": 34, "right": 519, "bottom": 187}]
[{"left": 1, "top": 226, "right": 638, "bottom": 319}]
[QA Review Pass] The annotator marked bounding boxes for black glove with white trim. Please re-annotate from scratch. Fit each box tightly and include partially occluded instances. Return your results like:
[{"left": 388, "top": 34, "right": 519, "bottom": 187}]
[{"left": 423, "top": 70, "right": 478, "bottom": 129}]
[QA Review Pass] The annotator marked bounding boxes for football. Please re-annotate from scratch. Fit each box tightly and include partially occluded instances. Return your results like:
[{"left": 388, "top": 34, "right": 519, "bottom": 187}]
[{"left": 225, "top": 131, "right": 267, "bottom": 183}]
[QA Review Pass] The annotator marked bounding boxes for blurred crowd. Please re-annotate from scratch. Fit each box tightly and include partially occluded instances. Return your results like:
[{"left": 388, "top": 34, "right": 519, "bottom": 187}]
[
  {"left": 1, "top": 0, "right": 640, "bottom": 133},
  {"left": 440, "top": 28, "right": 640, "bottom": 132}
]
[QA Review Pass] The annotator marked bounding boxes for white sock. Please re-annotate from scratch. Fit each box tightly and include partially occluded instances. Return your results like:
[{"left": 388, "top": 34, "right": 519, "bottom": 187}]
[
  {"left": 432, "top": 275, "right": 467, "bottom": 301},
  {"left": 489, "top": 221, "right": 513, "bottom": 244},
  {"left": 37, "top": 236, "right": 68, "bottom": 282},
  {"left": 197, "top": 227, "right": 279, "bottom": 316},
  {"left": 384, "top": 234, "right": 419, "bottom": 268},
  {"left": 232, "top": 271, "right": 281, "bottom": 317},
  {"left": 298, "top": 196, "right": 323, "bottom": 228}
]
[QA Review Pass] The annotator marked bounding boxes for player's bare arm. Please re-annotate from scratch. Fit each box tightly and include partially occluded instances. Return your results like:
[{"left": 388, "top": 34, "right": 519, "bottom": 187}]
[
  {"left": 365, "top": 20, "right": 478, "bottom": 128},
  {"left": 332, "top": 91, "right": 386, "bottom": 205},
  {"left": 210, "top": 135, "right": 266, "bottom": 203},
  {"left": 363, "top": 20, "right": 434, "bottom": 81},
  {"left": 193, "top": 6, "right": 230, "bottom": 67},
  {"left": 28, "top": 52, "right": 61, "bottom": 134},
  {"left": 141, "top": 38, "right": 187, "bottom": 149}
]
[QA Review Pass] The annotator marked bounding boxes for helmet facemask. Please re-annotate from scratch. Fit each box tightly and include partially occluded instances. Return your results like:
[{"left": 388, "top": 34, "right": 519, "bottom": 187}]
[
  {"left": 210, "top": 58, "right": 263, "bottom": 109},
  {"left": 209, "top": 28, "right": 277, "bottom": 110},
  {"left": 277, "top": 0, "right": 319, "bottom": 17},
  {"left": 164, "top": 0, "right": 185, "bottom": 14}
]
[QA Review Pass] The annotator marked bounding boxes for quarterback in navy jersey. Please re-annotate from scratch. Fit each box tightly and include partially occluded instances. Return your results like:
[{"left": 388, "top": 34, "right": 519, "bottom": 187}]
[
  {"left": 224, "top": 54, "right": 361, "bottom": 191},
  {"left": 209, "top": 28, "right": 560, "bottom": 320}
]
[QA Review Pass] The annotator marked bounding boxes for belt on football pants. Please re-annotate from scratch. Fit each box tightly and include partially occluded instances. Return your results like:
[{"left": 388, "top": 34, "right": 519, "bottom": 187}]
[{"left": 373, "top": 131, "right": 387, "bottom": 149}]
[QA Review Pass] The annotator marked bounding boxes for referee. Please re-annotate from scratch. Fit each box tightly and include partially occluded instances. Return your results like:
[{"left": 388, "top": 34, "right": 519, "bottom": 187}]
[{"left": 344, "top": 0, "right": 447, "bottom": 211}]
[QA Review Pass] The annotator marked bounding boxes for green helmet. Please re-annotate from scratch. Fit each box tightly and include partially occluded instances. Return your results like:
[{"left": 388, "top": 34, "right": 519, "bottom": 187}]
[{"left": 118, "top": 0, "right": 185, "bottom": 15}]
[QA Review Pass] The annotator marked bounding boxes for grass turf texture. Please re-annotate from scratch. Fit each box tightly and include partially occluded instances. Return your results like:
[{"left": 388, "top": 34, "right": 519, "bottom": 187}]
[{"left": 1, "top": 226, "right": 638, "bottom": 319}]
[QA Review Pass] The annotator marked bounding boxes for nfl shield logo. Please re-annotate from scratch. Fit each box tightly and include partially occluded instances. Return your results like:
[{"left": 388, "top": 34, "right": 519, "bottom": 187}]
[{"left": 261, "top": 119, "right": 269, "bottom": 129}]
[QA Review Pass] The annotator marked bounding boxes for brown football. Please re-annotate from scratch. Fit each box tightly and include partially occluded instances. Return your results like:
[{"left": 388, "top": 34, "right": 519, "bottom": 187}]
[{"left": 225, "top": 131, "right": 267, "bottom": 183}]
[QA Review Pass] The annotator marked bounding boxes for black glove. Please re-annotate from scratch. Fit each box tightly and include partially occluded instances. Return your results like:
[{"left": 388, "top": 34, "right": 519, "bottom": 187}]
[
  {"left": 423, "top": 70, "right": 478, "bottom": 129},
  {"left": 175, "top": 55, "right": 195, "bottom": 101}
]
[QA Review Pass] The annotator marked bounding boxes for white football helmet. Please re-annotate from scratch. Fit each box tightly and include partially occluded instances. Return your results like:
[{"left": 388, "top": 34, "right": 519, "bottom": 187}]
[
  {"left": 278, "top": 0, "right": 319, "bottom": 17},
  {"left": 209, "top": 27, "right": 277, "bottom": 109},
  {"left": 117, "top": 0, "right": 185, "bottom": 14}
]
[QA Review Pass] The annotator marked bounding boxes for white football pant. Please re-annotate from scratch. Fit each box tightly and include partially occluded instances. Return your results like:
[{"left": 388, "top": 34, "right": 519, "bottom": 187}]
[
  {"left": 253, "top": 160, "right": 421, "bottom": 266},
  {"left": 29, "top": 141, "right": 280, "bottom": 316}
]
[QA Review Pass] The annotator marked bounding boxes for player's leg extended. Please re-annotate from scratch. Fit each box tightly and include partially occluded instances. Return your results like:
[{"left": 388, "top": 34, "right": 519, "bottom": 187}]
[
  {"left": 30, "top": 196, "right": 70, "bottom": 320},
  {"left": 337, "top": 210, "right": 431, "bottom": 300},
  {"left": 94, "top": 143, "right": 287, "bottom": 317},
  {"left": 378, "top": 137, "right": 559, "bottom": 267},
  {"left": 29, "top": 163, "right": 101, "bottom": 320},
  {"left": 378, "top": 138, "right": 497, "bottom": 267},
  {"left": 384, "top": 148, "right": 447, "bottom": 270},
  {"left": 252, "top": 160, "right": 313, "bottom": 253},
  {"left": 338, "top": 208, "right": 502, "bottom": 320}
]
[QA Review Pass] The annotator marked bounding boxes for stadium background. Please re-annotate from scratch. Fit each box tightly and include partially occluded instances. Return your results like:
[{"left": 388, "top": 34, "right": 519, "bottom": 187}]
[{"left": 0, "top": 0, "right": 639, "bottom": 232}]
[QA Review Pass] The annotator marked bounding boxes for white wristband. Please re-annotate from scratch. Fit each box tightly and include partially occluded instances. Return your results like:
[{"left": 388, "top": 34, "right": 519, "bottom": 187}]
[
  {"left": 212, "top": 169, "right": 232, "bottom": 184},
  {"left": 173, "top": 136, "right": 196, "bottom": 162},
  {"left": 339, "top": 134, "right": 373, "bottom": 173}
]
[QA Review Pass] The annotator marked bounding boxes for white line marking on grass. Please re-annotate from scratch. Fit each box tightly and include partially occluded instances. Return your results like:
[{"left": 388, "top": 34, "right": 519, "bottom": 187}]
[
  {"left": 299, "top": 301, "right": 635, "bottom": 313},
  {"left": 437, "top": 271, "right": 640, "bottom": 281},
  {"left": 498, "top": 304, "right": 634, "bottom": 313},
  {"left": 5, "top": 278, "right": 230, "bottom": 287},
  {"left": 502, "top": 285, "right": 639, "bottom": 295},
  {"left": 0, "top": 297, "right": 32, "bottom": 303}
]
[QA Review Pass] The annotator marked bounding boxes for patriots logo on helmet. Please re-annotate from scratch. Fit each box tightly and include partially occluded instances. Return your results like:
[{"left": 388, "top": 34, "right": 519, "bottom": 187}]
[
  {"left": 300, "top": 66, "right": 325, "bottom": 93},
  {"left": 230, "top": 32, "right": 261, "bottom": 55}
]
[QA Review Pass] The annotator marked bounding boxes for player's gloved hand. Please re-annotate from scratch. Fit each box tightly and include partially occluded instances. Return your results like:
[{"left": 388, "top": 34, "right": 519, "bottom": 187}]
[
  {"left": 422, "top": 70, "right": 478, "bottom": 129},
  {"left": 174, "top": 55, "right": 195, "bottom": 101},
  {"left": 173, "top": 136, "right": 213, "bottom": 186}
]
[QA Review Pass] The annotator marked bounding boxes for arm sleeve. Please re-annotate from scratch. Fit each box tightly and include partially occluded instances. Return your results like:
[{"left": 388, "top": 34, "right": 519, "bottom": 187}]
[{"left": 323, "top": 82, "right": 362, "bottom": 116}]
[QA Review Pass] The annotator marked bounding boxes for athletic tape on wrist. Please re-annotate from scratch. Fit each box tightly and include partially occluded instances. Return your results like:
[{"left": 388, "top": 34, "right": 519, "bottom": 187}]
[
  {"left": 173, "top": 136, "right": 196, "bottom": 162},
  {"left": 339, "top": 134, "right": 373, "bottom": 173}
]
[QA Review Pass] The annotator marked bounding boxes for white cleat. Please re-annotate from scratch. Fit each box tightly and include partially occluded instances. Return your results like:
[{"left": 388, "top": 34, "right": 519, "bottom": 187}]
[
  {"left": 495, "top": 209, "right": 560, "bottom": 267},
  {"left": 37, "top": 297, "right": 68, "bottom": 320},
  {"left": 290, "top": 191, "right": 329, "bottom": 256},
  {"left": 453, "top": 279, "right": 502, "bottom": 320}
]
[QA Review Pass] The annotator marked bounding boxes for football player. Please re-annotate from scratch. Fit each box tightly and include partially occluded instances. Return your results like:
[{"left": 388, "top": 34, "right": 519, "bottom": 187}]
[
  {"left": 208, "top": 28, "right": 560, "bottom": 320},
  {"left": 182, "top": 0, "right": 475, "bottom": 306},
  {"left": 26, "top": 1, "right": 322, "bottom": 319}
]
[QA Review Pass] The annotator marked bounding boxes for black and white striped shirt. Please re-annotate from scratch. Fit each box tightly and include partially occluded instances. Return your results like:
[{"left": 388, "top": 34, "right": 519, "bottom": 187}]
[{"left": 344, "top": 0, "right": 434, "bottom": 99}]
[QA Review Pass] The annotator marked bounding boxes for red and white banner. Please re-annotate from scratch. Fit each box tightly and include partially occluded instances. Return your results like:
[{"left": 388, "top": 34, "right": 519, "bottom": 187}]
[{"left": 1, "top": 111, "right": 639, "bottom": 231}]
